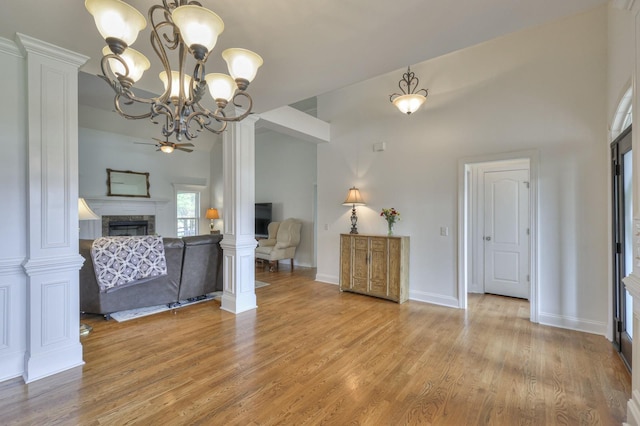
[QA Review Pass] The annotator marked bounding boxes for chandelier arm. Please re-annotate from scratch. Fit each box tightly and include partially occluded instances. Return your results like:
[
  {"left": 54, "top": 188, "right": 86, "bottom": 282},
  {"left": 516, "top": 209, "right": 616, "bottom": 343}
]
[{"left": 113, "top": 95, "right": 153, "bottom": 120}]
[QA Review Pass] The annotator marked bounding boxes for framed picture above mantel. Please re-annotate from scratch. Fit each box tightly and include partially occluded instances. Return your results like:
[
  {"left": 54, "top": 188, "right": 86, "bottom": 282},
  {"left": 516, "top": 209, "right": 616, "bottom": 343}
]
[{"left": 106, "top": 168, "right": 150, "bottom": 198}]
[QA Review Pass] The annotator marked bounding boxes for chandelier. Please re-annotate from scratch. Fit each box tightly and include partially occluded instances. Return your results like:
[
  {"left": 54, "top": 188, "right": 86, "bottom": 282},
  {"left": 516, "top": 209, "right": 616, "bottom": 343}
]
[
  {"left": 85, "top": 0, "right": 263, "bottom": 141},
  {"left": 389, "top": 66, "right": 428, "bottom": 115}
]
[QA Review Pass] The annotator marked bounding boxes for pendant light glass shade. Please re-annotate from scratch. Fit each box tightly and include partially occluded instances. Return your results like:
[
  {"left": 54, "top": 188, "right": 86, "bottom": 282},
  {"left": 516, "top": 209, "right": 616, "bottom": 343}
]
[
  {"left": 102, "top": 46, "right": 150, "bottom": 82},
  {"left": 159, "top": 71, "right": 192, "bottom": 99},
  {"left": 172, "top": 5, "right": 224, "bottom": 54},
  {"left": 222, "top": 48, "right": 264, "bottom": 83},
  {"left": 392, "top": 93, "right": 427, "bottom": 115},
  {"left": 85, "top": 0, "right": 146, "bottom": 47},
  {"left": 205, "top": 73, "right": 236, "bottom": 102}
]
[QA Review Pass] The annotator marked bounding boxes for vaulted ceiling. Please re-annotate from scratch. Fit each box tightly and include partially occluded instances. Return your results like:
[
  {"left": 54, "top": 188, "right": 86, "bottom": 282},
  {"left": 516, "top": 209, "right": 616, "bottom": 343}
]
[{"left": 2, "top": 0, "right": 608, "bottom": 113}]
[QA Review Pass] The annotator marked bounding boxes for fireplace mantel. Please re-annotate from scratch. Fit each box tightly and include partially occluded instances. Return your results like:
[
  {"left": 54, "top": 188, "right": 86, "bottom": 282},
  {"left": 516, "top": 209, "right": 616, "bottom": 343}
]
[
  {"left": 80, "top": 197, "right": 170, "bottom": 239},
  {"left": 82, "top": 196, "right": 169, "bottom": 205}
]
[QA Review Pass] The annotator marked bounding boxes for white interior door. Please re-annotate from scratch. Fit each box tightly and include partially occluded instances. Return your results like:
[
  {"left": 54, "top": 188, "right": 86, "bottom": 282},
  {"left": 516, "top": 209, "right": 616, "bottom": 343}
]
[{"left": 483, "top": 169, "right": 530, "bottom": 299}]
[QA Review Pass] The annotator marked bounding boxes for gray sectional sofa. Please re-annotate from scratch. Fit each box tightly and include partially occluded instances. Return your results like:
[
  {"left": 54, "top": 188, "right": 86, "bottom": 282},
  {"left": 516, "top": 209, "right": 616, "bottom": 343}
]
[{"left": 79, "top": 234, "right": 223, "bottom": 318}]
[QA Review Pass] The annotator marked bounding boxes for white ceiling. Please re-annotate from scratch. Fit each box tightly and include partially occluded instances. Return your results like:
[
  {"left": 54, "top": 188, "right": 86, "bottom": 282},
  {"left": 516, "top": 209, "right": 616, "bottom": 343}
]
[{"left": 2, "top": 0, "right": 608, "bottom": 113}]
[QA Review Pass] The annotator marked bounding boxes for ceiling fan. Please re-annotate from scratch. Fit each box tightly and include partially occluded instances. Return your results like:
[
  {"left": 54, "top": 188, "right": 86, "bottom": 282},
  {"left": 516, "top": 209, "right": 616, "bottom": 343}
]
[{"left": 134, "top": 138, "right": 194, "bottom": 154}]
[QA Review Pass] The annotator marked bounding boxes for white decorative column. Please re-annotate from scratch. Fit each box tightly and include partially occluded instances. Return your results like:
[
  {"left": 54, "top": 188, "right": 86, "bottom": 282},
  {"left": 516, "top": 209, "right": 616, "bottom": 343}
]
[
  {"left": 220, "top": 114, "right": 260, "bottom": 314},
  {"left": 15, "top": 33, "right": 88, "bottom": 383},
  {"left": 625, "top": 229, "right": 640, "bottom": 425}
]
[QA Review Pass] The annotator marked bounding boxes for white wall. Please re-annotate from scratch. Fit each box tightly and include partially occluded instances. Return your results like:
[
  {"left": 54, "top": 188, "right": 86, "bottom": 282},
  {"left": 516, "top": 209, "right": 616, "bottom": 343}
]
[
  {"left": 78, "top": 105, "right": 216, "bottom": 237},
  {"left": 316, "top": 6, "right": 609, "bottom": 333},
  {"left": 608, "top": 4, "right": 635, "bottom": 131},
  {"left": 255, "top": 130, "right": 317, "bottom": 267},
  {"left": 0, "top": 39, "right": 28, "bottom": 381}
]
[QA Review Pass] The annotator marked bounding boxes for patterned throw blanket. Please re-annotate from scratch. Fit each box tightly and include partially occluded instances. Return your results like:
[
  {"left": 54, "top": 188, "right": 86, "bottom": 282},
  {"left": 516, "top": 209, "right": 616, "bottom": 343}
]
[{"left": 91, "top": 236, "right": 168, "bottom": 293}]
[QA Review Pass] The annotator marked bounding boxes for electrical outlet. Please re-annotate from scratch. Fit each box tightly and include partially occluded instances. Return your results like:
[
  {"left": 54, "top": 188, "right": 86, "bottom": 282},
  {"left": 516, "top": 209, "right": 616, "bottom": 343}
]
[{"left": 440, "top": 226, "right": 449, "bottom": 236}]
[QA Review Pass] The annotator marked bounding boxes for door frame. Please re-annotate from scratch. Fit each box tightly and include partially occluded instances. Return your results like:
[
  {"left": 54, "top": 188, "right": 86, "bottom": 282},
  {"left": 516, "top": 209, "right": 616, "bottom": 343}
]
[{"left": 457, "top": 150, "right": 539, "bottom": 322}]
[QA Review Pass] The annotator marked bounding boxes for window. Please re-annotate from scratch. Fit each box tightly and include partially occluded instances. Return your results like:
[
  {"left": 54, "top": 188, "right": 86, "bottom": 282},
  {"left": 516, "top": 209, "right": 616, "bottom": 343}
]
[{"left": 177, "top": 191, "right": 200, "bottom": 237}]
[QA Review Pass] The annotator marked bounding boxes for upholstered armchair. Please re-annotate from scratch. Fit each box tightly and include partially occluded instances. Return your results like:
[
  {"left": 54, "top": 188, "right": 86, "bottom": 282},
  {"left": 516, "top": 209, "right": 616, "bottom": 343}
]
[{"left": 255, "top": 218, "right": 302, "bottom": 271}]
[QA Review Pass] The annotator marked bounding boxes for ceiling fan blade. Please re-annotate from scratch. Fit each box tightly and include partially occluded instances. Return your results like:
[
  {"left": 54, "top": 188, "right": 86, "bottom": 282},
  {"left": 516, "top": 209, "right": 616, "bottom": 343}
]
[
  {"left": 176, "top": 143, "right": 195, "bottom": 148},
  {"left": 176, "top": 147, "right": 194, "bottom": 152},
  {"left": 134, "top": 142, "right": 156, "bottom": 146}
]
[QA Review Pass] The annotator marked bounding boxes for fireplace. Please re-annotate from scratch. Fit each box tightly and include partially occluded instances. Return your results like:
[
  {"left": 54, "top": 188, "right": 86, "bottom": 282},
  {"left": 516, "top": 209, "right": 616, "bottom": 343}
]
[
  {"left": 108, "top": 220, "right": 148, "bottom": 236},
  {"left": 102, "top": 215, "right": 156, "bottom": 237}
]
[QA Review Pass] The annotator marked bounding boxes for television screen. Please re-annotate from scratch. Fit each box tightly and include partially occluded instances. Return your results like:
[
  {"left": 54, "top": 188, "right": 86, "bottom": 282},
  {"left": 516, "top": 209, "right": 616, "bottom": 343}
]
[{"left": 255, "top": 203, "right": 272, "bottom": 236}]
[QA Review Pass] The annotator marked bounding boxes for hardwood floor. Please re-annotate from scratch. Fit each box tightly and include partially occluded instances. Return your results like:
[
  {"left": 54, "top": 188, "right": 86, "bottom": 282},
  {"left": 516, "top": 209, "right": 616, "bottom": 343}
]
[{"left": 0, "top": 266, "right": 631, "bottom": 425}]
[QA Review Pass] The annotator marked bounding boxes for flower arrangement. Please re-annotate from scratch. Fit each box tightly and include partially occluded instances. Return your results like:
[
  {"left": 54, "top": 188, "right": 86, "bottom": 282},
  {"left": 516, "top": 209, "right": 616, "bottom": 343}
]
[{"left": 380, "top": 207, "right": 400, "bottom": 235}]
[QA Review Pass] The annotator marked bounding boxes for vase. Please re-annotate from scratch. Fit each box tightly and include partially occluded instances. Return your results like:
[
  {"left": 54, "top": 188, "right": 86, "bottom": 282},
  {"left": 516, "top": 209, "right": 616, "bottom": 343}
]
[{"left": 387, "top": 221, "right": 394, "bottom": 235}]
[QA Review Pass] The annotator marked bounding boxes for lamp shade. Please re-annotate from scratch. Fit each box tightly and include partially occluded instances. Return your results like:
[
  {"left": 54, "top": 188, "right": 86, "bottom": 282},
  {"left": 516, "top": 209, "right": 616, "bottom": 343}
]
[
  {"left": 85, "top": 0, "right": 146, "bottom": 47},
  {"left": 392, "top": 93, "right": 427, "bottom": 115},
  {"left": 342, "top": 187, "right": 365, "bottom": 206},
  {"left": 172, "top": 5, "right": 224, "bottom": 54},
  {"left": 205, "top": 73, "right": 236, "bottom": 102},
  {"left": 222, "top": 48, "right": 264, "bottom": 83},
  {"left": 78, "top": 198, "right": 100, "bottom": 221},
  {"left": 206, "top": 208, "right": 220, "bottom": 220},
  {"left": 159, "top": 70, "right": 192, "bottom": 99},
  {"left": 102, "top": 46, "right": 150, "bottom": 82}
]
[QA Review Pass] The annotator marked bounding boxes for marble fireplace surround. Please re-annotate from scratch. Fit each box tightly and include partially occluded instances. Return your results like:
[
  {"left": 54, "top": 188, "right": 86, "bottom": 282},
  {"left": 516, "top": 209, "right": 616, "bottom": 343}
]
[{"left": 80, "top": 197, "right": 169, "bottom": 240}]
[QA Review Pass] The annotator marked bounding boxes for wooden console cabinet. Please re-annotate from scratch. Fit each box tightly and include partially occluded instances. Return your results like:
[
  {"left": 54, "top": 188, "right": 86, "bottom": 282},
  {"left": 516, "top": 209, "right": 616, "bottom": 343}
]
[{"left": 339, "top": 234, "right": 409, "bottom": 303}]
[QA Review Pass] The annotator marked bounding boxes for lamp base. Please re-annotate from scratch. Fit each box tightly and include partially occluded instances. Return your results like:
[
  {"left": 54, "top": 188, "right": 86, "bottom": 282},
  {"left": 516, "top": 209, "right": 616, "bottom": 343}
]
[{"left": 349, "top": 207, "right": 359, "bottom": 234}]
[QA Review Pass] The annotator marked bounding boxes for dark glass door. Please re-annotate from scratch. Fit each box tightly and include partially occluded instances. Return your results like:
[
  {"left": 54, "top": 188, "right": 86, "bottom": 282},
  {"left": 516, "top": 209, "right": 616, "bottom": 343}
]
[{"left": 612, "top": 125, "right": 632, "bottom": 370}]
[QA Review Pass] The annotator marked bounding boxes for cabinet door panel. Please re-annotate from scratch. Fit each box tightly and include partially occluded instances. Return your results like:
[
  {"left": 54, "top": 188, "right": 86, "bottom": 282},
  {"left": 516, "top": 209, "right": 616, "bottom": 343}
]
[
  {"left": 352, "top": 236, "right": 369, "bottom": 292},
  {"left": 369, "top": 238, "right": 388, "bottom": 296},
  {"left": 388, "top": 238, "right": 401, "bottom": 299},
  {"left": 340, "top": 235, "right": 352, "bottom": 290}
]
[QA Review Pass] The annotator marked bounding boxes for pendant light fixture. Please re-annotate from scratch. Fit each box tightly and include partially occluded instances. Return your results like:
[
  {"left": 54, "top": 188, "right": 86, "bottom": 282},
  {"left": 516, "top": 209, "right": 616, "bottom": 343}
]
[
  {"left": 85, "top": 0, "right": 263, "bottom": 142},
  {"left": 389, "top": 66, "right": 428, "bottom": 115}
]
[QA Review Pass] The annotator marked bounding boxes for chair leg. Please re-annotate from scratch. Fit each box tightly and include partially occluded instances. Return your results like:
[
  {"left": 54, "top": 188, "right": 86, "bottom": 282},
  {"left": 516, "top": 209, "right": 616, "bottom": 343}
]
[{"left": 290, "top": 258, "right": 294, "bottom": 270}]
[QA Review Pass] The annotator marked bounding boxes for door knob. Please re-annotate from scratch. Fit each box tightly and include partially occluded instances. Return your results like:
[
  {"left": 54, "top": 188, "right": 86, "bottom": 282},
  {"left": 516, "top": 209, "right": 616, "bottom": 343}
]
[{"left": 484, "top": 236, "right": 492, "bottom": 241}]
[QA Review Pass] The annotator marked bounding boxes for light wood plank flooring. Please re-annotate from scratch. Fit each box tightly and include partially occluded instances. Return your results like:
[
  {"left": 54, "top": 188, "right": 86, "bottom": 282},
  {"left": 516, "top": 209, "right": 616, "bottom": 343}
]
[{"left": 0, "top": 266, "right": 631, "bottom": 425}]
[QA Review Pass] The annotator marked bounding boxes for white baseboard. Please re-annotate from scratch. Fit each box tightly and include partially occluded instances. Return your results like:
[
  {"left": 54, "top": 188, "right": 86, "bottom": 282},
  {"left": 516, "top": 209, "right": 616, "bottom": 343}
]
[
  {"left": 0, "top": 351, "right": 25, "bottom": 383},
  {"left": 315, "top": 274, "right": 338, "bottom": 285},
  {"left": 538, "top": 312, "right": 607, "bottom": 336},
  {"left": 23, "top": 343, "right": 84, "bottom": 384},
  {"left": 409, "top": 290, "right": 460, "bottom": 309},
  {"left": 626, "top": 389, "right": 640, "bottom": 426}
]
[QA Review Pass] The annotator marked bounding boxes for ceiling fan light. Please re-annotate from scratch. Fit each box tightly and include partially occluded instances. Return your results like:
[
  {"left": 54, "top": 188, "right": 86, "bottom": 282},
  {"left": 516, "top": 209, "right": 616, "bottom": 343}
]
[
  {"left": 393, "top": 94, "right": 426, "bottom": 115},
  {"left": 160, "top": 144, "right": 174, "bottom": 153},
  {"left": 222, "top": 48, "right": 264, "bottom": 85},
  {"left": 102, "top": 46, "right": 150, "bottom": 82},
  {"left": 159, "top": 71, "right": 192, "bottom": 99},
  {"left": 172, "top": 5, "right": 224, "bottom": 56},
  {"left": 85, "top": 0, "right": 146, "bottom": 48},
  {"left": 205, "top": 73, "right": 236, "bottom": 102}
]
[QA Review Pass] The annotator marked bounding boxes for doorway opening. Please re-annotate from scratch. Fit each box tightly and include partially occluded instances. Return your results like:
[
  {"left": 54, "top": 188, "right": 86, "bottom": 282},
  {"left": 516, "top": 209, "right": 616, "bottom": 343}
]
[{"left": 458, "top": 151, "right": 538, "bottom": 322}]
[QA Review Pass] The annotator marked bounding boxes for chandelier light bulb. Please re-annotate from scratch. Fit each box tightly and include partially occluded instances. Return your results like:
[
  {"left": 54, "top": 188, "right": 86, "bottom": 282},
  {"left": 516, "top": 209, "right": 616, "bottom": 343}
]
[
  {"left": 159, "top": 71, "right": 192, "bottom": 99},
  {"left": 85, "top": 0, "right": 146, "bottom": 50},
  {"left": 102, "top": 46, "right": 150, "bottom": 83},
  {"left": 172, "top": 5, "right": 224, "bottom": 58},
  {"left": 205, "top": 73, "right": 236, "bottom": 103},
  {"left": 222, "top": 48, "right": 264, "bottom": 85}
]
